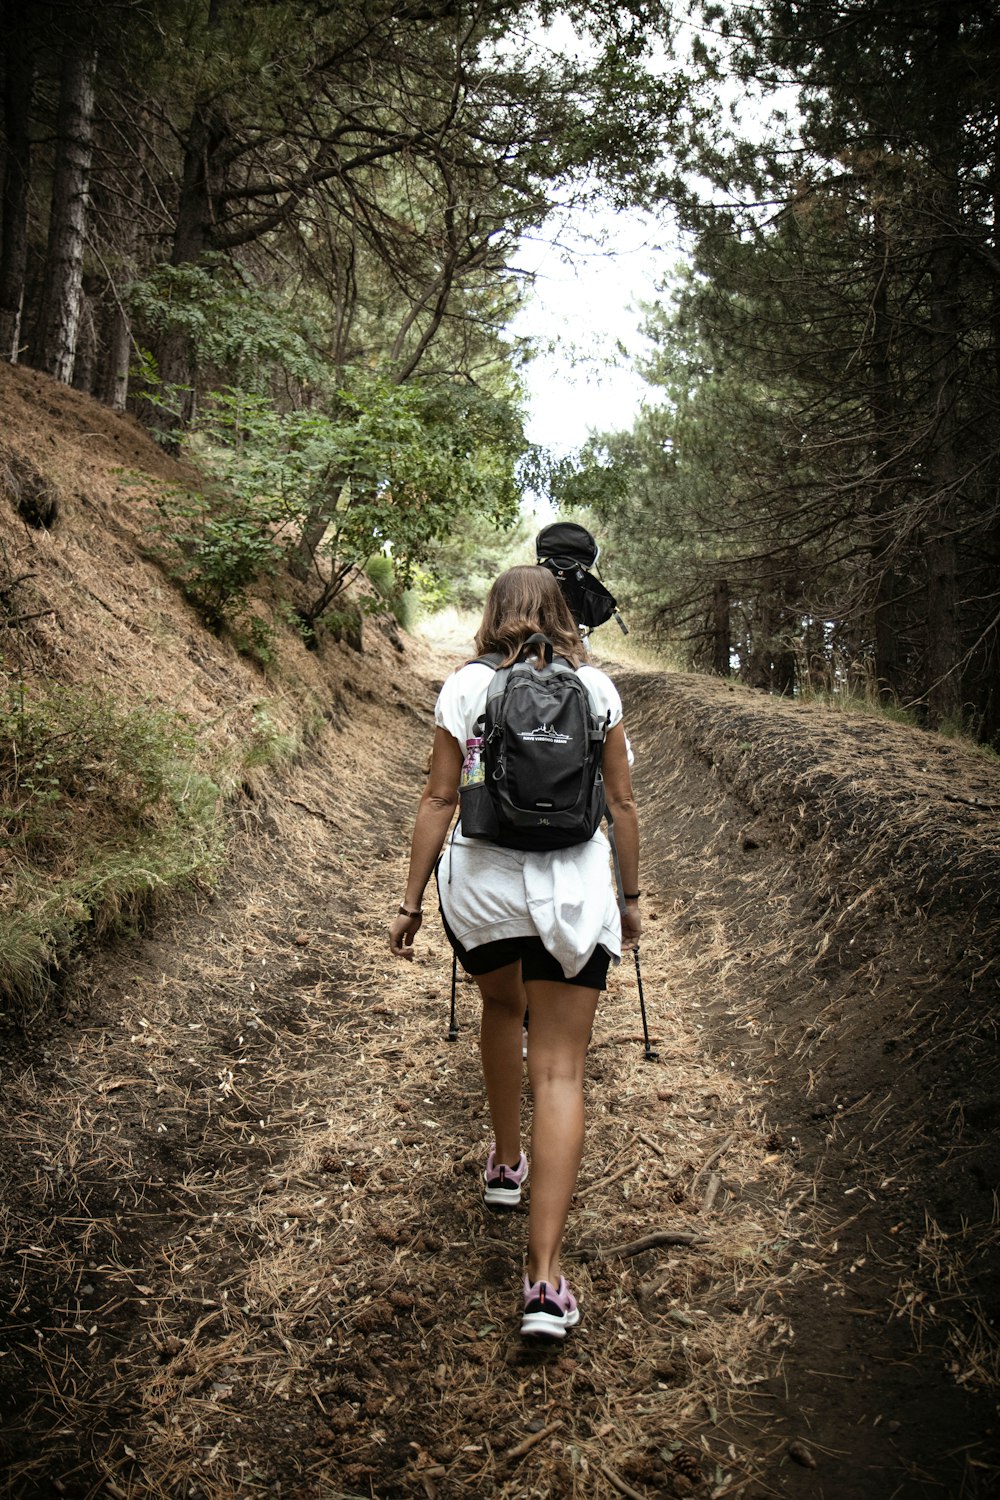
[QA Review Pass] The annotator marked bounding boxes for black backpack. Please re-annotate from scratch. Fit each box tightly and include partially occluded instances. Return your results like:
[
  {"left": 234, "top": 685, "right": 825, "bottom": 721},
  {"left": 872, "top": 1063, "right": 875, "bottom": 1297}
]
[
  {"left": 460, "top": 632, "right": 609, "bottom": 852},
  {"left": 535, "top": 521, "right": 625, "bottom": 634}
]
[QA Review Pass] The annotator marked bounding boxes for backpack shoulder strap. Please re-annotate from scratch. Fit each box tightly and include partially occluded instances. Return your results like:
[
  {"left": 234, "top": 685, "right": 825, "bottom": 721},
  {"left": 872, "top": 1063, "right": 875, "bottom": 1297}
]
[{"left": 467, "top": 653, "right": 507, "bottom": 737}]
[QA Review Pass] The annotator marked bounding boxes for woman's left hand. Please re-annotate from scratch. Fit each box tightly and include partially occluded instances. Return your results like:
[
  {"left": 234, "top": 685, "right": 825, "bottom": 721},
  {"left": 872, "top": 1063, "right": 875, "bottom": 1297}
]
[
  {"left": 389, "top": 911, "right": 423, "bottom": 959},
  {"left": 621, "top": 904, "right": 642, "bottom": 951}
]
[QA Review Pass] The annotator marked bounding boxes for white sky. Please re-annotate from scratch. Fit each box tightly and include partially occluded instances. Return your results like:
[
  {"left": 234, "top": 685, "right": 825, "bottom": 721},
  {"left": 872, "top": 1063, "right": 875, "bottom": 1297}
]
[
  {"left": 501, "top": 7, "right": 799, "bottom": 458},
  {"left": 509, "top": 204, "right": 673, "bottom": 455}
]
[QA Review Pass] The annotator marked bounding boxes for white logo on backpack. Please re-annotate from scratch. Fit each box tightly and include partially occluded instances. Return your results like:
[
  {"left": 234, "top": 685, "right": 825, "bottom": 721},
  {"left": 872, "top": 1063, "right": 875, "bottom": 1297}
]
[{"left": 520, "top": 723, "right": 572, "bottom": 743}]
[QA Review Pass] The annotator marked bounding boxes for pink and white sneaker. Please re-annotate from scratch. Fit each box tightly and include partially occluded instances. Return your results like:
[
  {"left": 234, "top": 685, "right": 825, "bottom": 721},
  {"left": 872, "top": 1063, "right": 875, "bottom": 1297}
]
[
  {"left": 520, "top": 1276, "right": 581, "bottom": 1340},
  {"left": 482, "top": 1146, "right": 528, "bottom": 1209}
]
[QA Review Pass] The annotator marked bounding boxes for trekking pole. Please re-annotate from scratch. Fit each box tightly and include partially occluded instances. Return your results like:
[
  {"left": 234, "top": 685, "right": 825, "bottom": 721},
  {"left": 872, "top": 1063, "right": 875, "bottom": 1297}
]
[
  {"left": 633, "top": 945, "right": 658, "bottom": 1062},
  {"left": 608, "top": 819, "right": 656, "bottom": 1058},
  {"left": 447, "top": 948, "right": 459, "bottom": 1042}
]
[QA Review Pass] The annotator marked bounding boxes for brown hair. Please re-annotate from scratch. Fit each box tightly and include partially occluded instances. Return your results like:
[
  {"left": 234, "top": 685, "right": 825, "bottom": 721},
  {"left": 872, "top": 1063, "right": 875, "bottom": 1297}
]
[{"left": 474, "top": 565, "right": 586, "bottom": 668}]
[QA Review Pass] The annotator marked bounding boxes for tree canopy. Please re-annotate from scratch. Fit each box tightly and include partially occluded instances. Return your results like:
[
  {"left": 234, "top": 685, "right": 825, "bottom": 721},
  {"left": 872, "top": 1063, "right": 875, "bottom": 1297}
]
[
  {"left": 0, "top": 0, "right": 681, "bottom": 630},
  {"left": 4, "top": 0, "right": 998, "bottom": 742},
  {"left": 592, "top": 0, "right": 1000, "bottom": 744}
]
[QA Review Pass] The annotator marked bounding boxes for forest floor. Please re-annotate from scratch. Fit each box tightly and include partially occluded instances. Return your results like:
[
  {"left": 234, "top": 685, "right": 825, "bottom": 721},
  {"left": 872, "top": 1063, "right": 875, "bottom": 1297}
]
[
  {"left": 2, "top": 614, "right": 1000, "bottom": 1500},
  {"left": 1, "top": 358, "right": 999, "bottom": 1500}
]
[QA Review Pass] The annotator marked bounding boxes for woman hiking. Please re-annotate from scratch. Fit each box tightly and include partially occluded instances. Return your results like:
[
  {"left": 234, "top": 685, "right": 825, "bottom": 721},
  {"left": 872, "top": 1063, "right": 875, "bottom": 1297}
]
[{"left": 388, "top": 565, "right": 641, "bottom": 1339}]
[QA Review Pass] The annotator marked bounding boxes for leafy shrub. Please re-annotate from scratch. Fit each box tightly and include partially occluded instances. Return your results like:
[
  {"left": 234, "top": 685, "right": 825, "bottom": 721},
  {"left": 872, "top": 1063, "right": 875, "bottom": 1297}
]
[
  {"left": 149, "top": 483, "right": 286, "bottom": 646},
  {"left": 393, "top": 587, "right": 419, "bottom": 633},
  {"left": 239, "top": 703, "right": 301, "bottom": 774},
  {"left": 143, "top": 372, "right": 534, "bottom": 644},
  {"left": 130, "top": 260, "right": 323, "bottom": 392}
]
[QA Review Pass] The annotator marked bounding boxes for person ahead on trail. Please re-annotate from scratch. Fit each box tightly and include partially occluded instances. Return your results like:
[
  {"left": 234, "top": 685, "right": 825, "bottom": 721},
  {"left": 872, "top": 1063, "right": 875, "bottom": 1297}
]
[{"left": 388, "top": 565, "right": 641, "bottom": 1341}]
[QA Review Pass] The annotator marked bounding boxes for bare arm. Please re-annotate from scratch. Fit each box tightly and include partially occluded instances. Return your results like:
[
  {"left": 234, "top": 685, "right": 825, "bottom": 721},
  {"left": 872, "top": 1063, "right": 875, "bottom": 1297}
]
[
  {"left": 602, "top": 722, "right": 641, "bottom": 950},
  {"left": 389, "top": 727, "right": 462, "bottom": 959}
]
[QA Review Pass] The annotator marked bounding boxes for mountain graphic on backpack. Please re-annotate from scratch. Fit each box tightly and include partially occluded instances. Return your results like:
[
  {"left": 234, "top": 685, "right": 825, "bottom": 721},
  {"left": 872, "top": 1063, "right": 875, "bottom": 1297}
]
[{"left": 459, "top": 632, "right": 608, "bottom": 852}]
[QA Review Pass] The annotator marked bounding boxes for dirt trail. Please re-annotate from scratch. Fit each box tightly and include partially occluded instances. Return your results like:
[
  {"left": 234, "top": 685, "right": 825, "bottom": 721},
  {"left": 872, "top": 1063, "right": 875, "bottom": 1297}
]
[{"left": 2, "top": 635, "right": 999, "bottom": 1500}]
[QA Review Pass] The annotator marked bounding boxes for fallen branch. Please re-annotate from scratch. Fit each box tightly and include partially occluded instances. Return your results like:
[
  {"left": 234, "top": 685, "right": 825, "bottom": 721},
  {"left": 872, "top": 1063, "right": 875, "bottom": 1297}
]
[
  {"left": 689, "top": 1133, "right": 735, "bottom": 1196},
  {"left": 288, "top": 798, "right": 337, "bottom": 824},
  {"left": 701, "top": 1171, "right": 722, "bottom": 1214},
  {"left": 577, "top": 1229, "right": 704, "bottom": 1263},
  {"left": 599, "top": 1461, "right": 648, "bottom": 1499},
  {"left": 576, "top": 1156, "right": 639, "bottom": 1201},
  {"left": 1, "top": 607, "right": 55, "bottom": 627},
  {"left": 636, "top": 1131, "right": 667, "bottom": 1159},
  {"left": 503, "top": 1420, "right": 561, "bottom": 1463},
  {"left": 942, "top": 794, "right": 1000, "bottom": 812}
]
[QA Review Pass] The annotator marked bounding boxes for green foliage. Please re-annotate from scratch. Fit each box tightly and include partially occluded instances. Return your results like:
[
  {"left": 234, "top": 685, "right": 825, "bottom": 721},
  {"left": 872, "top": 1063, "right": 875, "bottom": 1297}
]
[
  {"left": 177, "top": 375, "right": 530, "bottom": 627},
  {"left": 547, "top": 447, "right": 631, "bottom": 518},
  {"left": 364, "top": 554, "right": 396, "bottom": 599},
  {"left": 418, "top": 509, "right": 533, "bottom": 613},
  {"left": 392, "top": 588, "right": 419, "bottom": 634},
  {"left": 149, "top": 482, "right": 287, "bottom": 651},
  {"left": 636, "top": 0, "right": 1000, "bottom": 740},
  {"left": 0, "top": 681, "right": 222, "bottom": 1013},
  {"left": 409, "top": 565, "right": 450, "bottom": 614},
  {"left": 130, "top": 260, "right": 324, "bottom": 391},
  {"left": 238, "top": 703, "right": 301, "bottom": 774},
  {"left": 363, "top": 552, "right": 416, "bottom": 630}
]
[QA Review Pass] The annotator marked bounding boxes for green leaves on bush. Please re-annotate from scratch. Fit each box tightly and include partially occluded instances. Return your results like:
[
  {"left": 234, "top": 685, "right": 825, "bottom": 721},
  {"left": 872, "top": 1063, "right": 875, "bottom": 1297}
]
[
  {"left": 152, "top": 484, "right": 287, "bottom": 633},
  {"left": 147, "top": 374, "right": 531, "bottom": 640}
]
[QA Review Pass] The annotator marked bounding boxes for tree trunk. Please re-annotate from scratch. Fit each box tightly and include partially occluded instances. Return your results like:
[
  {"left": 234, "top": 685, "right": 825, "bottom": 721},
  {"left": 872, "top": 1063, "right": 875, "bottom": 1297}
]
[
  {"left": 869, "top": 208, "right": 907, "bottom": 704},
  {"left": 776, "top": 555, "right": 799, "bottom": 697},
  {"left": 94, "top": 105, "right": 151, "bottom": 412},
  {"left": 101, "top": 299, "right": 131, "bottom": 411},
  {"left": 71, "top": 288, "right": 97, "bottom": 393},
  {"left": 923, "top": 2, "right": 964, "bottom": 729},
  {"left": 291, "top": 469, "right": 350, "bottom": 582},
  {"left": 747, "top": 592, "right": 774, "bottom": 690},
  {"left": 0, "top": 3, "right": 33, "bottom": 362},
  {"left": 773, "top": 648, "right": 795, "bottom": 697},
  {"left": 155, "top": 102, "right": 229, "bottom": 445},
  {"left": 37, "top": 41, "right": 97, "bottom": 383},
  {"left": 290, "top": 512, "right": 331, "bottom": 583},
  {"left": 804, "top": 616, "right": 830, "bottom": 693},
  {"left": 710, "top": 578, "right": 730, "bottom": 675}
]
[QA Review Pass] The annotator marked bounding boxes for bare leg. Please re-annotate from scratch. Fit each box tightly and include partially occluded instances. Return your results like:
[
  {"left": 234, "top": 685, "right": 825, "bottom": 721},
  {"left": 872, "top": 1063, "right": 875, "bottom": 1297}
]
[
  {"left": 523, "top": 979, "right": 599, "bottom": 1286},
  {"left": 476, "top": 961, "right": 527, "bottom": 1167}
]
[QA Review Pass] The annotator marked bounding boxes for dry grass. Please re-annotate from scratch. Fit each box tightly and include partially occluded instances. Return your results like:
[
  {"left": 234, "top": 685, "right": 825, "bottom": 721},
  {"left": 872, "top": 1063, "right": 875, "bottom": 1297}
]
[
  {"left": 0, "top": 644, "right": 842, "bottom": 1500},
  {"left": 615, "top": 668, "right": 1000, "bottom": 1484},
  {"left": 2, "top": 362, "right": 998, "bottom": 1497},
  {"left": 3, "top": 642, "right": 998, "bottom": 1497}
]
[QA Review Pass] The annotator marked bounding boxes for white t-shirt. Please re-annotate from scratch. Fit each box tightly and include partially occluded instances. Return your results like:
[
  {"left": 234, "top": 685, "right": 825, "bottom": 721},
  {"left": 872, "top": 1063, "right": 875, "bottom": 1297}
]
[
  {"left": 433, "top": 660, "right": 625, "bottom": 978},
  {"left": 436, "top": 660, "right": 625, "bottom": 750}
]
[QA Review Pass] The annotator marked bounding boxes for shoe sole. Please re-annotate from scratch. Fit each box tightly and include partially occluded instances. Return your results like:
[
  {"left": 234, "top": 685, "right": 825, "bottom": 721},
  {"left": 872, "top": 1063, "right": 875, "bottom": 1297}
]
[
  {"left": 521, "top": 1307, "right": 580, "bottom": 1340},
  {"left": 483, "top": 1185, "right": 523, "bottom": 1209}
]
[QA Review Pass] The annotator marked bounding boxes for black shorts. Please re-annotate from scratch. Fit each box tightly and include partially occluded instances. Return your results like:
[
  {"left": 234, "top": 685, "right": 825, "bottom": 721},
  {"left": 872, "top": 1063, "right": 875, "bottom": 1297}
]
[{"left": 441, "top": 910, "right": 610, "bottom": 991}]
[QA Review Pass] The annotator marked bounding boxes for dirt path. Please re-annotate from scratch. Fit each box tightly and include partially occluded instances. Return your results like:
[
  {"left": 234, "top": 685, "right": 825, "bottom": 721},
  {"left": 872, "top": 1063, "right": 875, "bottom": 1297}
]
[{"left": 2, "top": 640, "right": 998, "bottom": 1499}]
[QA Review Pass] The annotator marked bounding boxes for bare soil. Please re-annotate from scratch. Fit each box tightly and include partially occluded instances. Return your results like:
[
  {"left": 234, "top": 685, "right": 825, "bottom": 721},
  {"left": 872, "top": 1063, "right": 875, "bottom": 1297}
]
[{"left": 1, "top": 365, "right": 999, "bottom": 1499}]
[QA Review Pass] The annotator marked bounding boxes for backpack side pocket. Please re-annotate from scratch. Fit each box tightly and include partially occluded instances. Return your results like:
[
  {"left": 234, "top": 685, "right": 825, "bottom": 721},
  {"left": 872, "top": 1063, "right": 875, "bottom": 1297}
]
[{"left": 459, "top": 780, "right": 500, "bottom": 840}]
